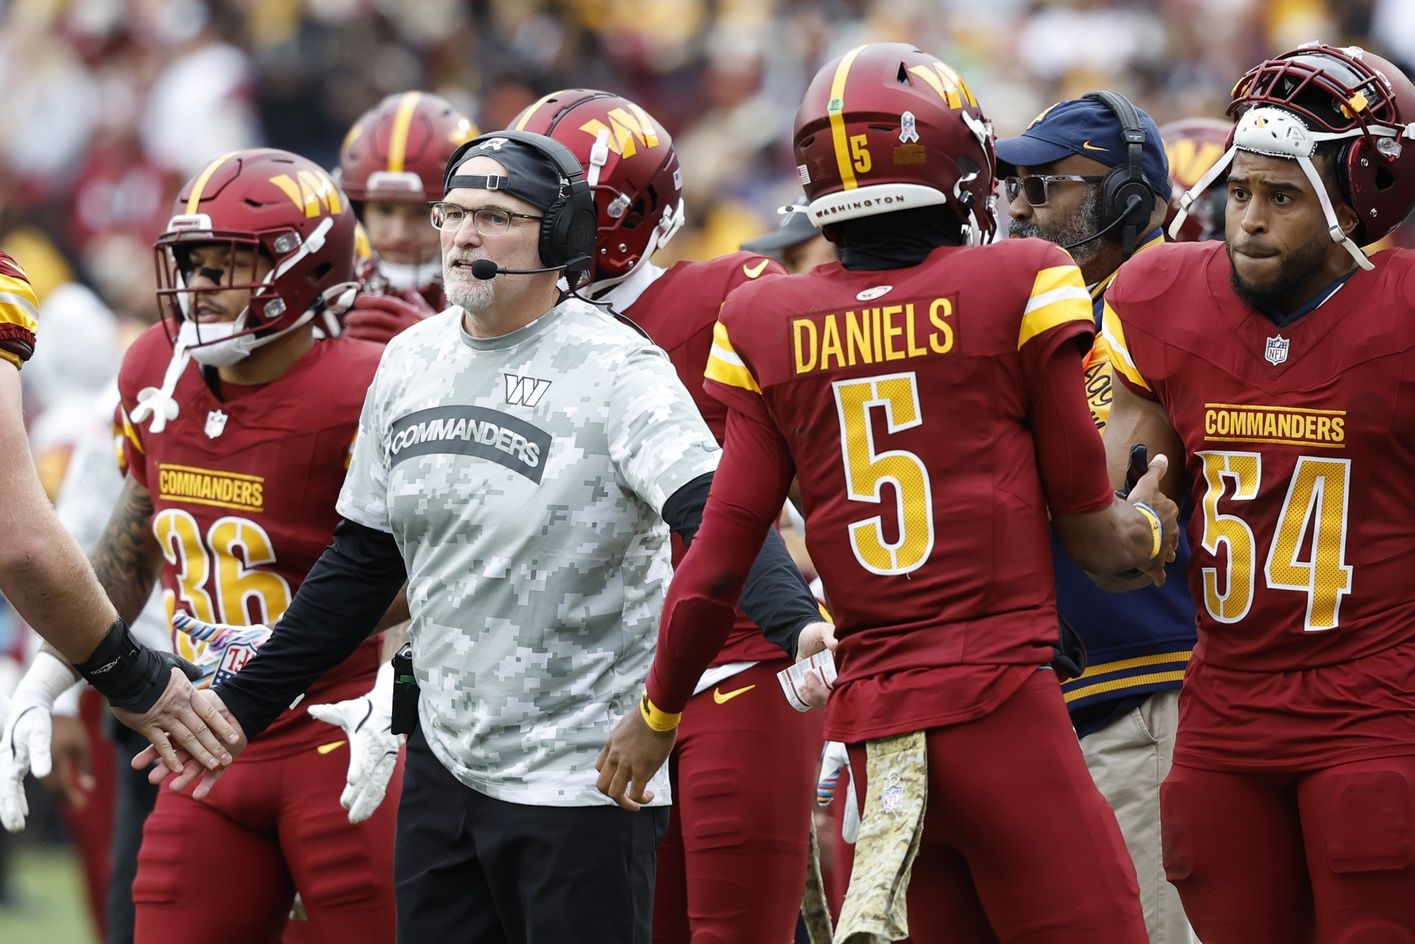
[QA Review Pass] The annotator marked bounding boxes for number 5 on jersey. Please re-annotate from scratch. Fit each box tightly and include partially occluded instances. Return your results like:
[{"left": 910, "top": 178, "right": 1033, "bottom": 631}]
[{"left": 833, "top": 372, "right": 933, "bottom": 576}]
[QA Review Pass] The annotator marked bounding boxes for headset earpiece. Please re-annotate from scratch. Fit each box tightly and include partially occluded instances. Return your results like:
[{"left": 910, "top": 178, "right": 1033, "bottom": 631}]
[
  {"left": 443, "top": 129, "right": 597, "bottom": 278},
  {"left": 1084, "top": 91, "right": 1156, "bottom": 256}
]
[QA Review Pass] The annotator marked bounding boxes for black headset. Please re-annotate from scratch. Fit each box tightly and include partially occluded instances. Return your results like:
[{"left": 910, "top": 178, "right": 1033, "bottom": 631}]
[
  {"left": 1084, "top": 90, "right": 1157, "bottom": 257},
  {"left": 443, "top": 129, "right": 597, "bottom": 278}
]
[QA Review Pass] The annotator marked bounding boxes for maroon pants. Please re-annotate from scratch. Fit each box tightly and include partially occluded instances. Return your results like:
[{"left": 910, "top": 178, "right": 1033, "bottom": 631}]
[
  {"left": 1162, "top": 756, "right": 1415, "bottom": 943},
  {"left": 133, "top": 730, "right": 402, "bottom": 944},
  {"left": 848, "top": 671, "right": 1147, "bottom": 944},
  {"left": 653, "top": 658, "right": 824, "bottom": 944}
]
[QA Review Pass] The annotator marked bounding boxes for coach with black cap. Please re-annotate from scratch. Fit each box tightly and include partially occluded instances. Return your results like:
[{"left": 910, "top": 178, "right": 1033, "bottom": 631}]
[
  {"left": 135, "top": 130, "right": 827, "bottom": 941},
  {"left": 998, "top": 96, "right": 1198, "bottom": 944}
]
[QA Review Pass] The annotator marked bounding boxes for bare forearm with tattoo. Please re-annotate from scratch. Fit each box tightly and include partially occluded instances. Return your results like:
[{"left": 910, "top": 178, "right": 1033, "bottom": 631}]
[{"left": 90, "top": 476, "right": 163, "bottom": 625}]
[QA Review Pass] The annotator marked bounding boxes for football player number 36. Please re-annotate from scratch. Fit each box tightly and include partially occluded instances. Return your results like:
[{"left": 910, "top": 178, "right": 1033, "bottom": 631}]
[
  {"left": 833, "top": 373, "right": 933, "bottom": 575},
  {"left": 153, "top": 509, "right": 293, "bottom": 656},
  {"left": 1197, "top": 451, "right": 1352, "bottom": 632}
]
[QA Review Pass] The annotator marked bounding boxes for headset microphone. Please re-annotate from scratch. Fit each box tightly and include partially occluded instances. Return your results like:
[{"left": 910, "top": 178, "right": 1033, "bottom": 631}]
[
  {"left": 1060, "top": 194, "right": 1143, "bottom": 251},
  {"left": 470, "top": 258, "right": 581, "bottom": 280}
]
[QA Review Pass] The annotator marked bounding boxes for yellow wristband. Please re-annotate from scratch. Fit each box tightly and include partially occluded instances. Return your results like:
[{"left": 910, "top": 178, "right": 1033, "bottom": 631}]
[
  {"left": 640, "top": 691, "right": 682, "bottom": 732},
  {"left": 1132, "top": 502, "right": 1163, "bottom": 560}
]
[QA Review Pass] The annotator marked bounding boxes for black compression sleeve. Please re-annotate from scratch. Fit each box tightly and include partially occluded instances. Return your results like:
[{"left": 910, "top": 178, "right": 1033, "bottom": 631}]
[
  {"left": 661, "top": 473, "right": 819, "bottom": 659},
  {"left": 215, "top": 519, "right": 407, "bottom": 741}
]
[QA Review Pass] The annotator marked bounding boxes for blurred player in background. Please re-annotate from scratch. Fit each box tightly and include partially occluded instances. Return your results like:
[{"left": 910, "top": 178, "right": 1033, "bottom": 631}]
[
  {"left": 1160, "top": 118, "right": 1230, "bottom": 243},
  {"left": 336, "top": 91, "right": 478, "bottom": 342}
]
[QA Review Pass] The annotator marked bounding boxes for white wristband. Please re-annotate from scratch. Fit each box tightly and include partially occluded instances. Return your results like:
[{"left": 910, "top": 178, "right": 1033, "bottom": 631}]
[{"left": 15, "top": 651, "right": 83, "bottom": 711}]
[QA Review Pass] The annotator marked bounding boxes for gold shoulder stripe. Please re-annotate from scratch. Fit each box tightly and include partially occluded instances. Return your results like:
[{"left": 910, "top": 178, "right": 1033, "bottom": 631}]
[
  {"left": 0, "top": 272, "right": 40, "bottom": 331},
  {"left": 828, "top": 46, "right": 868, "bottom": 192},
  {"left": 1100, "top": 301, "right": 1152, "bottom": 392},
  {"left": 705, "top": 321, "right": 762, "bottom": 394},
  {"left": 1017, "top": 264, "right": 1091, "bottom": 349}
]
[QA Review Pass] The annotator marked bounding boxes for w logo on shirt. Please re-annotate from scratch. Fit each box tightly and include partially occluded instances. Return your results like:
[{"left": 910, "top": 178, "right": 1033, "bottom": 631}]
[{"left": 503, "top": 373, "right": 552, "bottom": 407}]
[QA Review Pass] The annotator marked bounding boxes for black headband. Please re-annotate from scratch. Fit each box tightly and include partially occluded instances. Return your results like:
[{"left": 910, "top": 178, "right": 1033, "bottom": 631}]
[{"left": 444, "top": 137, "right": 567, "bottom": 210}]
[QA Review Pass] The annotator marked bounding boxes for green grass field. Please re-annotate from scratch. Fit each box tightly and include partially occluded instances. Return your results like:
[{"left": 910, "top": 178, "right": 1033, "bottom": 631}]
[{"left": 0, "top": 845, "right": 95, "bottom": 944}]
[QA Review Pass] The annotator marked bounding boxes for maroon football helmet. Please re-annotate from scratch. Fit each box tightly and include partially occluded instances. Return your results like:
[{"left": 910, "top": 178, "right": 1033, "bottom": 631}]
[
  {"left": 1160, "top": 118, "right": 1231, "bottom": 241},
  {"left": 1228, "top": 43, "right": 1415, "bottom": 244},
  {"left": 792, "top": 43, "right": 997, "bottom": 243},
  {"left": 510, "top": 89, "right": 684, "bottom": 285},
  {"left": 337, "top": 91, "right": 478, "bottom": 205},
  {"left": 154, "top": 148, "right": 357, "bottom": 351}
]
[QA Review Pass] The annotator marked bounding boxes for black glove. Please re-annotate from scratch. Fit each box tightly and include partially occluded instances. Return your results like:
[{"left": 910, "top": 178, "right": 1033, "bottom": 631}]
[
  {"left": 74, "top": 620, "right": 202, "bottom": 713},
  {"left": 1050, "top": 617, "right": 1088, "bottom": 682}
]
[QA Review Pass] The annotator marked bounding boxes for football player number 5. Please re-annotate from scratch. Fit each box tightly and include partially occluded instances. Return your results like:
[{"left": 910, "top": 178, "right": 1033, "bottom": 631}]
[
  {"left": 833, "top": 373, "right": 933, "bottom": 576},
  {"left": 1198, "top": 451, "right": 1352, "bottom": 632}
]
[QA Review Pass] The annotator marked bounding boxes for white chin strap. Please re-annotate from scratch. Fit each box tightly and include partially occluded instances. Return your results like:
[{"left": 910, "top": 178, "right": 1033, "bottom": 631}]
[
  {"left": 1169, "top": 106, "right": 1413, "bottom": 271},
  {"left": 378, "top": 258, "right": 439, "bottom": 293}
]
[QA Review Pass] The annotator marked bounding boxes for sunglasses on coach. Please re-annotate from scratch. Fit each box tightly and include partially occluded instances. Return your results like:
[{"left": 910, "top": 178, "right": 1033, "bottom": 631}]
[{"left": 1003, "top": 174, "right": 1108, "bottom": 207}]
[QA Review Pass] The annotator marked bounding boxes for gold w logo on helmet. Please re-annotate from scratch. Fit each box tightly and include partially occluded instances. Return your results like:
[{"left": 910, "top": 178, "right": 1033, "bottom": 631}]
[
  {"left": 270, "top": 169, "right": 344, "bottom": 218},
  {"left": 907, "top": 62, "right": 978, "bottom": 110},
  {"left": 579, "top": 104, "right": 661, "bottom": 158}
]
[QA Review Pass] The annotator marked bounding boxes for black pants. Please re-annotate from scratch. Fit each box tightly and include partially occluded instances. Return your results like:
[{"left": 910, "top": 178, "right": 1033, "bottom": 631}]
[
  {"left": 105, "top": 720, "right": 159, "bottom": 944},
  {"left": 395, "top": 725, "right": 667, "bottom": 943}
]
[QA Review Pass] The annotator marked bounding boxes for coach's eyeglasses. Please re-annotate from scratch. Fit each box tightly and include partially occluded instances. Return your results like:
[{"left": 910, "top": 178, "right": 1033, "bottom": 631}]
[
  {"left": 429, "top": 203, "right": 543, "bottom": 236},
  {"left": 1003, "top": 174, "right": 1108, "bottom": 207}
]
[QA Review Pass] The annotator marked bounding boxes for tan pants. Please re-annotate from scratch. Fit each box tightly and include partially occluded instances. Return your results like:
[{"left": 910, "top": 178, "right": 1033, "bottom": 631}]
[{"left": 1080, "top": 689, "right": 1197, "bottom": 944}]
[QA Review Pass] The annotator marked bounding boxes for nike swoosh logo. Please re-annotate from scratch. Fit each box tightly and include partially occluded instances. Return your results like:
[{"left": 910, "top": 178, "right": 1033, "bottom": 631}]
[
  {"left": 713, "top": 684, "right": 756, "bottom": 705},
  {"left": 316, "top": 740, "right": 347, "bottom": 755},
  {"left": 743, "top": 259, "right": 770, "bottom": 279},
  {"left": 1080, "top": 140, "right": 1108, "bottom": 152}
]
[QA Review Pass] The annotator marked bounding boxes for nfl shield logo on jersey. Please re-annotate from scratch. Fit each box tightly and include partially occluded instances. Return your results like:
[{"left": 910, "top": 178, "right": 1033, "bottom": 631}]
[
  {"left": 213, "top": 642, "right": 257, "bottom": 687},
  {"left": 205, "top": 409, "right": 228, "bottom": 439},
  {"left": 1264, "top": 334, "right": 1289, "bottom": 366}
]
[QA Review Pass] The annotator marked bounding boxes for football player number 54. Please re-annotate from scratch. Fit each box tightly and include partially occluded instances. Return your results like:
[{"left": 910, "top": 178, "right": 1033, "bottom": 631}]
[
  {"left": 1197, "top": 451, "right": 1353, "bottom": 632},
  {"left": 832, "top": 373, "right": 934, "bottom": 576}
]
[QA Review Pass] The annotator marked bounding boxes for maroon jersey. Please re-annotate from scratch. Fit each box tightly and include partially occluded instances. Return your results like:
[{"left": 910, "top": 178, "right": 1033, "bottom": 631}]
[
  {"left": 0, "top": 251, "right": 38, "bottom": 369},
  {"left": 1106, "top": 242, "right": 1415, "bottom": 768},
  {"left": 626, "top": 252, "right": 790, "bottom": 666},
  {"left": 117, "top": 324, "right": 383, "bottom": 753},
  {"left": 655, "top": 238, "right": 1114, "bottom": 743}
]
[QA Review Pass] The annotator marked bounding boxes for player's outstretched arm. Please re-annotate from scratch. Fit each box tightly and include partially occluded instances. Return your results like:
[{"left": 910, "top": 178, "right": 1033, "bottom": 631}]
[
  {"left": 0, "top": 363, "right": 120, "bottom": 662},
  {"left": 214, "top": 518, "right": 408, "bottom": 745}
]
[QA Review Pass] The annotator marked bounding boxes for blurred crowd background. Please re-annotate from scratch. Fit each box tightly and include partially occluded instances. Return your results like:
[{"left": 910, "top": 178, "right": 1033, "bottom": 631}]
[{"left": 2, "top": 0, "right": 1414, "bottom": 938}]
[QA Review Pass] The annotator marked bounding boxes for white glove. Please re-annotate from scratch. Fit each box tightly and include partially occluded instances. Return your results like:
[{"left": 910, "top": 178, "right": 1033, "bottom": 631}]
[
  {"left": 0, "top": 651, "right": 82, "bottom": 831},
  {"left": 817, "top": 740, "right": 859, "bottom": 844},
  {"left": 307, "top": 661, "right": 401, "bottom": 824},
  {"left": 172, "top": 611, "right": 273, "bottom": 688}
]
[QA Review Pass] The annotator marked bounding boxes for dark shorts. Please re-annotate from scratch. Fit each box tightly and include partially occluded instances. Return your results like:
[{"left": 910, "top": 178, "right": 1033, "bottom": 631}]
[{"left": 396, "top": 725, "right": 668, "bottom": 944}]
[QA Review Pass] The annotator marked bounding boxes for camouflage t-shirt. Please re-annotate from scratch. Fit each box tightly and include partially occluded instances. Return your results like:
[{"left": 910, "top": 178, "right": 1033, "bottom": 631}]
[{"left": 338, "top": 299, "right": 719, "bottom": 806}]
